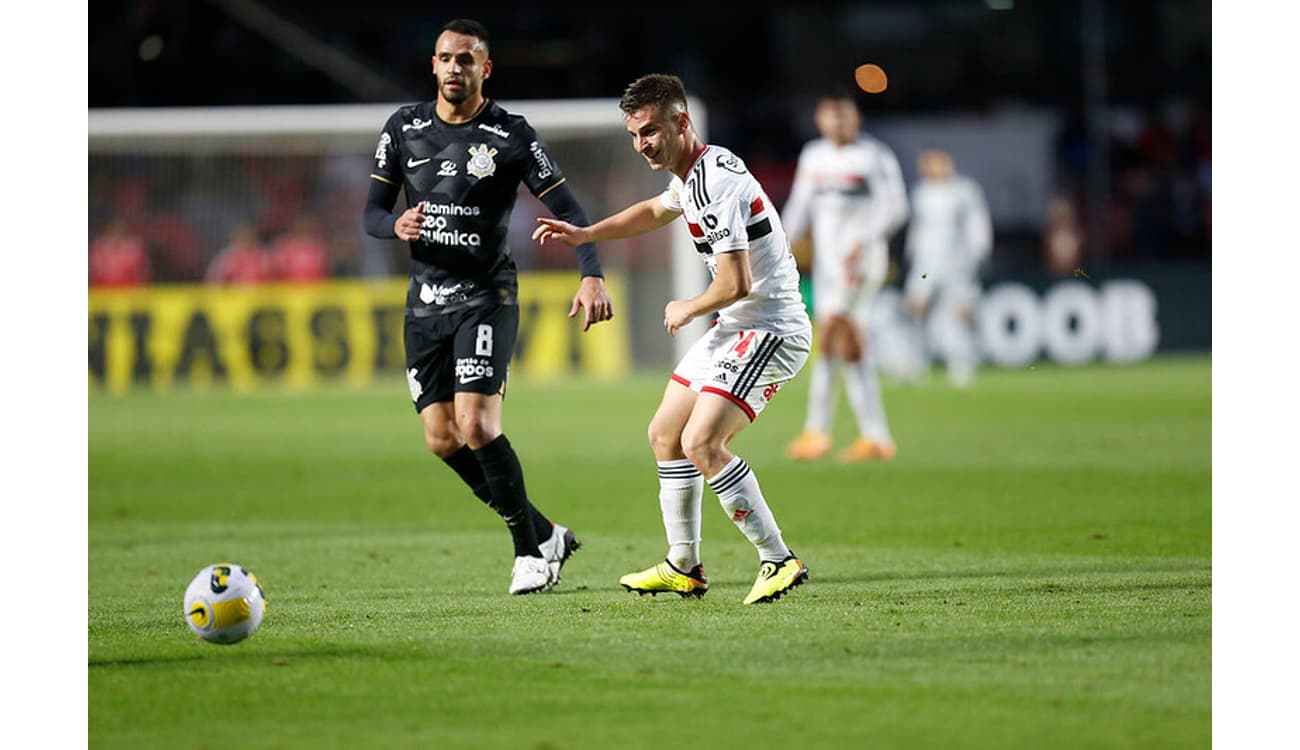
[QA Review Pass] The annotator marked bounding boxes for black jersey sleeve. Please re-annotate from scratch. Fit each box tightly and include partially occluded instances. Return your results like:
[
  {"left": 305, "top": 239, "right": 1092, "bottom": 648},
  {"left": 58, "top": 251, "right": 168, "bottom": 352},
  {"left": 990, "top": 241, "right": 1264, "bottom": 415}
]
[
  {"left": 363, "top": 112, "right": 406, "bottom": 239},
  {"left": 538, "top": 181, "right": 602, "bottom": 278},
  {"left": 370, "top": 112, "right": 403, "bottom": 188},
  {"left": 363, "top": 178, "right": 401, "bottom": 239},
  {"left": 519, "top": 122, "right": 602, "bottom": 278},
  {"left": 520, "top": 124, "right": 565, "bottom": 198}
]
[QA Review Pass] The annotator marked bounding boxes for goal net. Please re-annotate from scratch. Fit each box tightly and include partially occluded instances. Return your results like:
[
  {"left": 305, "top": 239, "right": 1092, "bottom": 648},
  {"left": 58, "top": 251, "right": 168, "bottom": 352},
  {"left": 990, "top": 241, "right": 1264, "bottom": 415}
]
[{"left": 88, "top": 99, "right": 711, "bottom": 387}]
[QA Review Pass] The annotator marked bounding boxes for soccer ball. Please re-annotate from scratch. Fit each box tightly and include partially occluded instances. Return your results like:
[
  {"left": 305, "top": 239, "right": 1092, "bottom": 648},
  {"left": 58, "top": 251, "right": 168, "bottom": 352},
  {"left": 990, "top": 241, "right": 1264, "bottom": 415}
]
[{"left": 183, "top": 563, "right": 266, "bottom": 645}]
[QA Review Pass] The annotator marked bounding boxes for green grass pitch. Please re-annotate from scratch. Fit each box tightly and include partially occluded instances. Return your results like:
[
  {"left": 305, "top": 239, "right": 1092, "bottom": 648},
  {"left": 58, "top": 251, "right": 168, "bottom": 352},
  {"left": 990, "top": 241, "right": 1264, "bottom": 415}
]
[{"left": 88, "top": 355, "right": 1210, "bottom": 749}]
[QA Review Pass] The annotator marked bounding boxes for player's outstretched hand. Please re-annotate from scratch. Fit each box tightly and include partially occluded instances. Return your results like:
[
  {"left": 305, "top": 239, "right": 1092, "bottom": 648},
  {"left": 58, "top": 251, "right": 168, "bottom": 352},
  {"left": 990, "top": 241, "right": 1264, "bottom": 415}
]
[
  {"left": 533, "top": 217, "right": 589, "bottom": 247},
  {"left": 571, "top": 276, "right": 614, "bottom": 332}
]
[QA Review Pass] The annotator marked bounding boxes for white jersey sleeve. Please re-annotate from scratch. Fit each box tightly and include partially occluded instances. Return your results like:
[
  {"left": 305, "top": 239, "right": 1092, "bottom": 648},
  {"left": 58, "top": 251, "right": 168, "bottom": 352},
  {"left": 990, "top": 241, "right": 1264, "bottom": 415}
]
[
  {"left": 857, "top": 137, "right": 909, "bottom": 244},
  {"left": 661, "top": 177, "right": 684, "bottom": 213},
  {"left": 960, "top": 177, "right": 993, "bottom": 265},
  {"left": 779, "top": 144, "right": 816, "bottom": 244}
]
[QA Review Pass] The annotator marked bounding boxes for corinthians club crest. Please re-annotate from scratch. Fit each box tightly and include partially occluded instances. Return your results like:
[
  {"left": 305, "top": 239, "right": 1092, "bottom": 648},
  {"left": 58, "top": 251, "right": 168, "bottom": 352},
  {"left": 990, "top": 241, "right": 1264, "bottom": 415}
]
[{"left": 467, "top": 144, "right": 498, "bottom": 178}]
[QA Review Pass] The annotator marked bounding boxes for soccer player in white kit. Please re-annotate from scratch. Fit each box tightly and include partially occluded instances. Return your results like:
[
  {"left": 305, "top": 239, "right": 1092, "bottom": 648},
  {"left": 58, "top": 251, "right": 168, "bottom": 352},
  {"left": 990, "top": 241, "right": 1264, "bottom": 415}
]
[
  {"left": 902, "top": 147, "right": 992, "bottom": 388},
  {"left": 533, "top": 74, "right": 812, "bottom": 605},
  {"left": 782, "top": 94, "right": 909, "bottom": 463}
]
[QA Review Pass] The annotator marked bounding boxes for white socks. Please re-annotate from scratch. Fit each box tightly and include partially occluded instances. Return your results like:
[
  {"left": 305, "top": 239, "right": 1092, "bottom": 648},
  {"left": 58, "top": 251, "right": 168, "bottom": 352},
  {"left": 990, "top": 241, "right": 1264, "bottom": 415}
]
[
  {"left": 803, "top": 355, "right": 835, "bottom": 435},
  {"left": 806, "top": 352, "right": 893, "bottom": 443},
  {"left": 706, "top": 456, "right": 790, "bottom": 563},
  {"left": 657, "top": 459, "right": 702, "bottom": 571},
  {"left": 842, "top": 355, "right": 892, "bottom": 443}
]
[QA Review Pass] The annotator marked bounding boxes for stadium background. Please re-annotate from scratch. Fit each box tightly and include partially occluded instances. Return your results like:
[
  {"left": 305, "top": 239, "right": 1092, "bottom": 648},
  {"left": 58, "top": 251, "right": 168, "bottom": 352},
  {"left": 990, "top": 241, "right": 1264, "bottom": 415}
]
[
  {"left": 88, "top": 0, "right": 1211, "bottom": 391},
  {"left": 84, "top": 3, "right": 1217, "bottom": 748}
]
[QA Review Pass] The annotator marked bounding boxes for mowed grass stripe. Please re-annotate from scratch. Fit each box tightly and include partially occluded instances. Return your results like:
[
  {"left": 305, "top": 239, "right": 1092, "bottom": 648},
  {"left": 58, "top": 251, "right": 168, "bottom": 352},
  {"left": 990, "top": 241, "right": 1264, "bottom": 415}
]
[{"left": 89, "top": 355, "right": 1210, "bottom": 749}]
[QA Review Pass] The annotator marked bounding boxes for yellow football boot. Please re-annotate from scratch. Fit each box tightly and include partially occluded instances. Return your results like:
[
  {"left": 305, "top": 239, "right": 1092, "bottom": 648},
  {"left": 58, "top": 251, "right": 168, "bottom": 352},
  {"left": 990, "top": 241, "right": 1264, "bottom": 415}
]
[
  {"left": 743, "top": 555, "right": 809, "bottom": 604},
  {"left": 619, "top": 560, "right": 709, "bottom": 599}
]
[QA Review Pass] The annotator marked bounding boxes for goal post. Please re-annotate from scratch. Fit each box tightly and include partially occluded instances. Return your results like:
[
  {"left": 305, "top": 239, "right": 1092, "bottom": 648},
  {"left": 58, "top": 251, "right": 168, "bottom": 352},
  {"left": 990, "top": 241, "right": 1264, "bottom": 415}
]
[{"left": 88, "top": 98, "right": 711, "bottom": 373}]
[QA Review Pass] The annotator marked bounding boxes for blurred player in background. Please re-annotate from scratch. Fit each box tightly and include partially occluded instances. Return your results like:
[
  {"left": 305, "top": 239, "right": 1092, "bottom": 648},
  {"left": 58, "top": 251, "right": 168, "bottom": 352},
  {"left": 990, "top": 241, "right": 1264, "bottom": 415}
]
[
  {"left": 902, "top": 146, "right": 992, "bottom": 388},
  {"left": 782, "top": 93, "right": 909, "bottom": 463},
  {"left": 89, "top": 218, "right": 151, "bottom": 287},
  {"left": 534, "top": 74, "right": 811, "bottom": 605},
  {"left": 362, "top": 19, "right": 614, "bottom": 596},
  {"left": 204, "top": 223, "right": 271, "bottom": 285}
]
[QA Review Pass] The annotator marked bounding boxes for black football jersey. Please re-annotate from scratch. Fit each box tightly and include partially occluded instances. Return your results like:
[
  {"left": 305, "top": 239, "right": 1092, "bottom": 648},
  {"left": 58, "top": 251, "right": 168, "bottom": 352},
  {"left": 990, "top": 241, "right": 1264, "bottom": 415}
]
[{"left": 371, "top": 100, "right": 567, "bottom": 313}]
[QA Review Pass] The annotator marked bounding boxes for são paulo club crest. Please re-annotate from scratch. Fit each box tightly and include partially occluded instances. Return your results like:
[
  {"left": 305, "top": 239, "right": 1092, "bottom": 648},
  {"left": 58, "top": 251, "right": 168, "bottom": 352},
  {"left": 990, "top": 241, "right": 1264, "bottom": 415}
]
[{"left": 466, "top": 144, "right": 498, "bottom": 178}]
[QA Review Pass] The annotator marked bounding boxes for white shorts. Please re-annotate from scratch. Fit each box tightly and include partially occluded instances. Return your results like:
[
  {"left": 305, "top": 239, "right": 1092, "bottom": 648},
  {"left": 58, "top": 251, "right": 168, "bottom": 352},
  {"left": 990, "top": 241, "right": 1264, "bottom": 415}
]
[{"left": 671, "top": 324, "right": 812, "bottom": 421}]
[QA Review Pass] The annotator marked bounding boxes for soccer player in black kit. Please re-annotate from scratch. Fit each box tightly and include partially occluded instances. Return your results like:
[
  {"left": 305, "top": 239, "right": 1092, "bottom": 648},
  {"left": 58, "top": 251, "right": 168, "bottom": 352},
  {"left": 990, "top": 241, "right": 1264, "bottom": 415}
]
[{"left": 363, "top": 19, "right": 614, "bottom": 595}]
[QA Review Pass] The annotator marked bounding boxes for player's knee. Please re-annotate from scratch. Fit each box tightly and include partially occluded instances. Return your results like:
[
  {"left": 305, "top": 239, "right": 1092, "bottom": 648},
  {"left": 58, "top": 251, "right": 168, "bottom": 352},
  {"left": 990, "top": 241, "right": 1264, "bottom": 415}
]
[
  {"left": 680, "top": 428, "right": 724, "bottom": 474},
  {"left": 648, "top": 419, "right": 683, "bottom": 458},
  {"left": 422, "top": 419, "right": 464, "bottom": 457},
  {"left": 424, "top": 429, "right": 462, "bottom": 457},
  {"left": 454, "top": 410, "right": 497, "bottom": 449}
]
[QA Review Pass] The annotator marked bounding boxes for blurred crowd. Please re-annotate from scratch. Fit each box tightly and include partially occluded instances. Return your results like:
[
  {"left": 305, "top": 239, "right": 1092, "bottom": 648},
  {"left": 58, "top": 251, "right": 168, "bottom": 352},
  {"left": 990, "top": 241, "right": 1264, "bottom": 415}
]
[
  {"left": 1046, "top": 97, "right": 1211, "bottom": 276},
  {"left": 89, "top": 1, "right": 1210, "bottom": 288},
  {"left": 88, "top": 153, "right": 384, "bottom": 288},
  {"left": 88, "top": 96, "right": 1212, "bottom": 288}
]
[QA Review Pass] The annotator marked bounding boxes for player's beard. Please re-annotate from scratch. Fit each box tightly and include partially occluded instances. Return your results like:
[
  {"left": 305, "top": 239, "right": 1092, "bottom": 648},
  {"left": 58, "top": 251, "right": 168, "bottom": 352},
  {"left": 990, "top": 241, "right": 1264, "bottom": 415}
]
[{"left": 440, "top": 78, "right": 475, "bottom": 104}]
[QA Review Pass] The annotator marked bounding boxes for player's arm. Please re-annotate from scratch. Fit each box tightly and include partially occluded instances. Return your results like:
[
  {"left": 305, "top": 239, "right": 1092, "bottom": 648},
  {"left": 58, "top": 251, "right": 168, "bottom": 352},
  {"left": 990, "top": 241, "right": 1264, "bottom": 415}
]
[
  {"left": 533, "top": 195, "right": 679, "bottom": 246},
  {"left": 780, "top": 148, "right": 814, "bottom": 245},
  {"left": 362, "top": 119, "right": 422, "bottom": 241},
  {"left": 854, "top": 147, "right": 909, "bottom": 244},
  {"left": 533, "top": 180, "right": 615, "bottom": 330},
  {"left": 903, "top": 183, "right": 921, "bottom": 261},
  {"left": 521, "top": 127, "right": 617, "bottom": 330},
  {"left": 363, "top": 178, "right": 423, "bottom": 241},
  {"left": 965, "top": 181, "right": 994, "bottom": 265},
  {"left": 535, "top": 180, "right": 603, "bottom": 278},
  {"left": 663, "top": 251, "right": 752, "bottom": 337},
  {"left": 878, "top": 147, "right": 910, "bottom": 236}
]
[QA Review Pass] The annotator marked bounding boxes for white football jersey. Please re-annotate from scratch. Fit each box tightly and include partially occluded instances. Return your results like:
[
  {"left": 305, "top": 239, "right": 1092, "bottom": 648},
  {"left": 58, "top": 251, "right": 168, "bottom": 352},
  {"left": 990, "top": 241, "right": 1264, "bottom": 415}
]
[
  {"left": 905, "top": 175, "right": 992, "bottom": 284},
  {"left": 661, "top": 145, "right": 810, "bottom": 336},
  {"left": 781, "top": 135, "right": 910, "bottom": 269}
]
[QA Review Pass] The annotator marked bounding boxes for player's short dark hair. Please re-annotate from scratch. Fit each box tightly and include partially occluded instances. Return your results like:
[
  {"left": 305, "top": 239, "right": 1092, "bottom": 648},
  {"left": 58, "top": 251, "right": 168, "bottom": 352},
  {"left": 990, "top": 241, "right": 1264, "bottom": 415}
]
[
  {"left": 815, "top": 86, "right": 860, "bottom": 106},
  {"left": 441, "top": 18, "right": 489, "bottom": 53},
  {"left": 619, "top": 74, "right": 688, "bottom": 117}
]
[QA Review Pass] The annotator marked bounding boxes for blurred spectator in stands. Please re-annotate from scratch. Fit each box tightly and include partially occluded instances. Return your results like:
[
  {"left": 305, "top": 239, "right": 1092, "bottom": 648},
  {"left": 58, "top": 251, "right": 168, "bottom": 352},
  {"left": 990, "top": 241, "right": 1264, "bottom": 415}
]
[
  {"left": 328, "top": 235, "right": 363, "bottom": 278},
  {"left": 1043, "top": 197, "right": 1084, "bottom": 277},
  {"left": 90, "top": 219, "right": 152, "bottom": 287},
  {"left": 205, "top": 223, "right": 272, "bottom": 285},
  {"left": 270, "top": 216, "right": 329, "bottom": 282},
  {"left": 113, "top": 176, "right": 150, "bottom": 229},
  {"left": 147, "top": 210, "right": 206, "bottom": 281},
  {"left": 244, "top": 155, "right": 310, "bottom": 238}
]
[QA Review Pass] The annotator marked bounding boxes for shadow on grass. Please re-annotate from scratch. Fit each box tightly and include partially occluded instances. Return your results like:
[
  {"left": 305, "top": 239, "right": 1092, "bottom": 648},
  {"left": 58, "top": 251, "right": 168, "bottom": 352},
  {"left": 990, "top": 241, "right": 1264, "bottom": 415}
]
[{"left": 88, "top": 642, "right": 388, "bottom": 670}]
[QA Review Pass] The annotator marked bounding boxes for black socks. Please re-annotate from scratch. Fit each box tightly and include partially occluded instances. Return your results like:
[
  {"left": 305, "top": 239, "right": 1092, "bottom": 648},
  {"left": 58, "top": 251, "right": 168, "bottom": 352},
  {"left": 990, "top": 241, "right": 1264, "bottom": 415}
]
[{"left": 446, "top": 436, "right": 547, "bottom": 557}]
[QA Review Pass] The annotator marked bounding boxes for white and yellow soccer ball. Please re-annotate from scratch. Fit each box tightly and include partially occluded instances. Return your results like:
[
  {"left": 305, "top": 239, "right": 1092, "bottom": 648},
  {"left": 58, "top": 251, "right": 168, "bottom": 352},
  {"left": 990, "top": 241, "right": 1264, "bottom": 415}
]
[{"left": 183, "top": 563, "right": 266, "bottom": 644}]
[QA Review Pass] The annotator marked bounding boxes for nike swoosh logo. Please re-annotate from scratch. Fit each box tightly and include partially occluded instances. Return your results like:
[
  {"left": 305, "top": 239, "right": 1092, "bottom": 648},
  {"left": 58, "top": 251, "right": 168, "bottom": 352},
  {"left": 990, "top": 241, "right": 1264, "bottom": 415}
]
[
  {"left": 407, "top": 157, "right": 432, "bottom": 168},
  {"left": 459, "top": 375, "right": 485, "bottom": 384}
]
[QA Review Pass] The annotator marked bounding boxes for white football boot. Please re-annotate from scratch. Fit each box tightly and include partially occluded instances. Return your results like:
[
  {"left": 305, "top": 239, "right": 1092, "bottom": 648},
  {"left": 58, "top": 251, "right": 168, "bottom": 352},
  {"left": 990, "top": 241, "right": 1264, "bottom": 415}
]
[
  {"left": 539, "top": 523, "right": 582, "bottom": 583},
  {"left": 509, "top": 555, "right": 556, "bottom": 595}
]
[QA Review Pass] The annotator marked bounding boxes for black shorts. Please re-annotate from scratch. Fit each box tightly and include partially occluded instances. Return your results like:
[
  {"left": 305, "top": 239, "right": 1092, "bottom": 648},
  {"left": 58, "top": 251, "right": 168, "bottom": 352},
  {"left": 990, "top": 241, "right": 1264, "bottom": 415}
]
[{"left": 404, "top": 303, "right": 518, "bottom": 413}]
